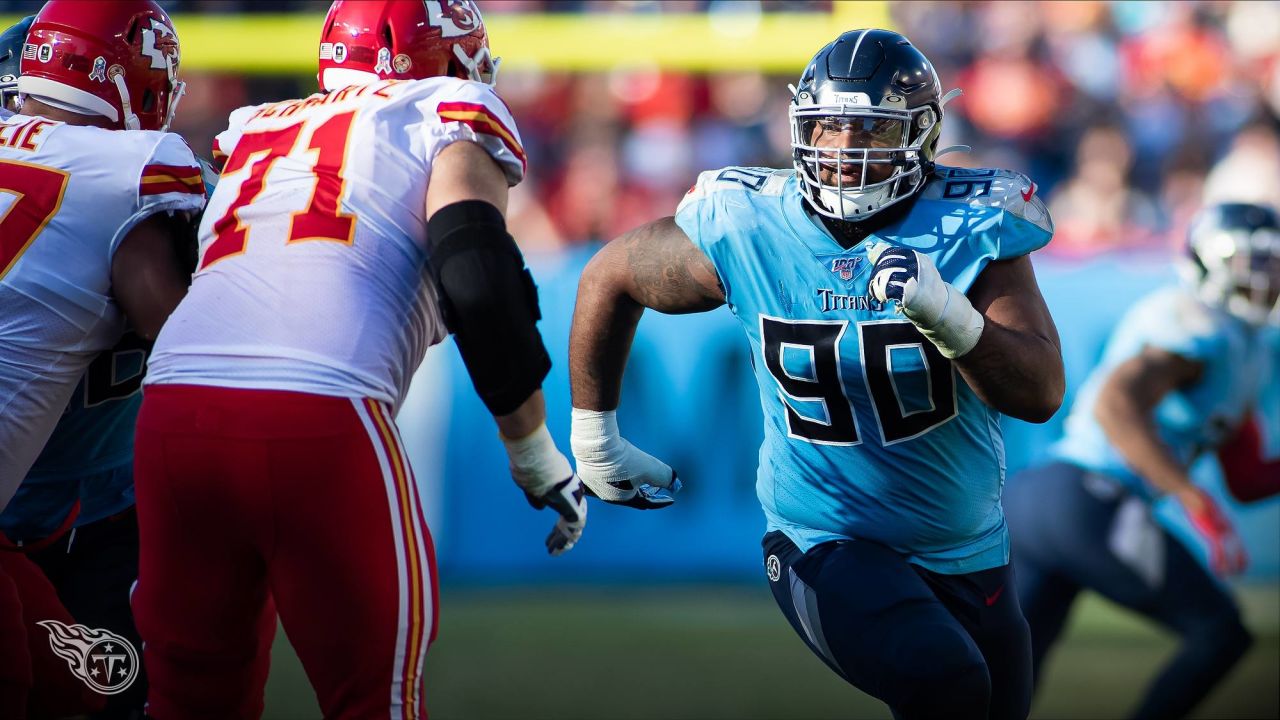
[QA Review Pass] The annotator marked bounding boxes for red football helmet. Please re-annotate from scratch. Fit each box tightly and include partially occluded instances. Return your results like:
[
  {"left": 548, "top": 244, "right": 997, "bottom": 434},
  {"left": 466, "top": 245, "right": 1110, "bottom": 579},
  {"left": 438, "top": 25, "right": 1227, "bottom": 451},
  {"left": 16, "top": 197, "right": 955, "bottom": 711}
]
[
  {"left": 18, "top": 0, "right": 183, "bottom": 132},
  {"left": 317, "top": 0, "right": 497, "bottom": 92}
]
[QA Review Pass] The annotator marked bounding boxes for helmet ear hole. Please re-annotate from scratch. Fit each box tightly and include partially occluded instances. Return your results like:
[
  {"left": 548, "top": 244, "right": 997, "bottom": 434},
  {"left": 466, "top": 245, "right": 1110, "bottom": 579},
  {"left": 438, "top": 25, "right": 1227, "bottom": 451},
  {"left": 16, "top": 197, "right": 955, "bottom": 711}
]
[
  {"left": 141, "top": 87, "right": 155, "bottom": 113},
  {"left": 382, "top": 24, "right": 394, "bottom": 51}
]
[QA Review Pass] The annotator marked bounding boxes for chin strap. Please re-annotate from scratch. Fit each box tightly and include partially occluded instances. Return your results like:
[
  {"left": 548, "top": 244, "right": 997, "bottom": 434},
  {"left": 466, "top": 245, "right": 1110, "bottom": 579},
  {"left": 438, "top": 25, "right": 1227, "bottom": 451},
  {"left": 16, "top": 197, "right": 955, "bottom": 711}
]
[
  {"left": 940, "top": 87, "right": 963, "bottom": 108},
  {"left": 110, "top": 71, "right": 140, "bottom": 130},
  {"left": 162, "top": 80, "right": 186, "bottom": 132}
]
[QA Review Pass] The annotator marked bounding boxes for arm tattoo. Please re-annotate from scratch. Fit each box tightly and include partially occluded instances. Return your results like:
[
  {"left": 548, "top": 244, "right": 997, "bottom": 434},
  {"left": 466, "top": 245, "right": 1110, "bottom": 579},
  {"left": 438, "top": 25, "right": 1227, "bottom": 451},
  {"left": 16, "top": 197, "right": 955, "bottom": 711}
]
[{"left": 621, "top": 217, "right": 725, "bottom": 313}]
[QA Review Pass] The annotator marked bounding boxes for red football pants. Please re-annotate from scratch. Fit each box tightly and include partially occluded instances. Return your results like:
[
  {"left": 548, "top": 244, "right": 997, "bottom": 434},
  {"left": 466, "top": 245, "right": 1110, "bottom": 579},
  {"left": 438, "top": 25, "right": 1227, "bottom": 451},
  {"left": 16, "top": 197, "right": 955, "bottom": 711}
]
[
  {"left": 133, "top": 385, "right": 438, "bottom": 719},
  {"left": 0, "top": 538, "right": 107, "bottom": 719}
]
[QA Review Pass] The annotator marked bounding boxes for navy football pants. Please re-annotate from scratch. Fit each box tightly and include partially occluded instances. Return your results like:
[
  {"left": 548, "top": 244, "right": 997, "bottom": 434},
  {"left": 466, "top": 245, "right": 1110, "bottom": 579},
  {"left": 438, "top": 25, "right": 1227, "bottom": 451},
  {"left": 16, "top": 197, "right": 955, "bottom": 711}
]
[
  {"left": 1005, "top": 461, "right": 1252, "bottom": 720},
  {"left": 763, "top": 531, "right": 1033, "bottom": 720}
]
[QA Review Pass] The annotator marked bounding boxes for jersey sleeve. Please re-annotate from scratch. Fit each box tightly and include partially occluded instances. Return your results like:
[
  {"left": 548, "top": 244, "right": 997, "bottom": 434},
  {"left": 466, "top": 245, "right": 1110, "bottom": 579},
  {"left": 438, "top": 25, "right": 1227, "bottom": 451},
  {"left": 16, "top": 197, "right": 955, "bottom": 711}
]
[
  {"left": 674, "top": 169, "right": 740, "bottom": 302},
  {"left": 109, "top": 132, "right": 207, "bottom": 258},
  {"left": 1128, "top": 290, "right": 1228, "bottom": 362},
  {"left": 211, "top": 103, "right": 267, "bottom": 165},
  {"left": 993, "top": 171, "right": 1053, "bottom": 259},
  {"left": 420, "top": 80, "right": 526, "bottom": 186}
]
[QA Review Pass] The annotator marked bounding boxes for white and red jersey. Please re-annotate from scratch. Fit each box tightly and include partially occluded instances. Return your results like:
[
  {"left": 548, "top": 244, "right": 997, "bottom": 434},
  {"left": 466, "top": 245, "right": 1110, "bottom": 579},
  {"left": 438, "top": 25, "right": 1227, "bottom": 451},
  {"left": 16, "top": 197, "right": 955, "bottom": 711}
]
[
  {"left": 0, "top": 112, "right": 205, "bottom": 495},
  {"left": 146, "top": 77, "right": 525, "bottom": 410}
]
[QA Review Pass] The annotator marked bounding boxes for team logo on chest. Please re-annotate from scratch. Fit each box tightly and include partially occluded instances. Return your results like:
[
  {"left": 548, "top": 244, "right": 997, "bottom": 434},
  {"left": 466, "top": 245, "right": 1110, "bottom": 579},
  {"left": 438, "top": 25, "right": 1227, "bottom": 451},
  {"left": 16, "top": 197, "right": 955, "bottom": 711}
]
[{"left": 829, "top": 256, "right": 861, "bottom": 284}]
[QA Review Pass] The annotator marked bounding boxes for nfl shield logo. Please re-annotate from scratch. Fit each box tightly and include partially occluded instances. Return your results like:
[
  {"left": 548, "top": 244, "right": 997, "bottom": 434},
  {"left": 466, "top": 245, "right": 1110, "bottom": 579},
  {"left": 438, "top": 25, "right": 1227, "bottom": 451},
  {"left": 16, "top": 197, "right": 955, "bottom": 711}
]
[{"left": 830, "top": 257, "right": 860, "bottom": 284}]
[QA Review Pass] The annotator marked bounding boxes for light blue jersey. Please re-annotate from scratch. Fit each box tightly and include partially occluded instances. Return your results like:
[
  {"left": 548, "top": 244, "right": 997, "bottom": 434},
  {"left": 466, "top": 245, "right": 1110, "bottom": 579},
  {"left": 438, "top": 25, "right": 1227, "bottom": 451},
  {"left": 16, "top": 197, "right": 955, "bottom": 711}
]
[
  {"left": 675, "top": 165, "right": 1053, "bottom": 573},
  {"left": 1051, "top": 286, "right": 1270, "bottom": 500},
  {"left": 0, "top": 332, "right": 147, "bottom": 540}
]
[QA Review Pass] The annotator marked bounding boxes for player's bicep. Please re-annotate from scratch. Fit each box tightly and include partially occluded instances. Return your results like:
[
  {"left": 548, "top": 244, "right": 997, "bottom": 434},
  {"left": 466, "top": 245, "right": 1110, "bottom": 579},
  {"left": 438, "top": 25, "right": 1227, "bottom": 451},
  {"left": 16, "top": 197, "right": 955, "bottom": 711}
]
[
  {"left": 968, "top": 255, "right": 1060, "bottom": 350},
  {"left": 592, "top": 216, "right": 725, "bottom": 314},
  {"left": 425, "top": 140, "right": 508, "bottom": 219},
  {"left": 110, "top": 213, "right": 191, "bottom": 342}
]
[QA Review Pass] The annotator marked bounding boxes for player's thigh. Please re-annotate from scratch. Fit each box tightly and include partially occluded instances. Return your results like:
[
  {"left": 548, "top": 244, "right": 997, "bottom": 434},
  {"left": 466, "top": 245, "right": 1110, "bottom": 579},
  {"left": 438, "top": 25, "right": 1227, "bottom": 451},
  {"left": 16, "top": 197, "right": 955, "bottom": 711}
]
[
  {"left": 132, "top": 388, "right": 277, "bottom": 718},
  {"left": 763, "top": 532, "right": 990, "bottom": 709},
  {"left": 266, "top": 398, "right": 436, "bottom": 719}
]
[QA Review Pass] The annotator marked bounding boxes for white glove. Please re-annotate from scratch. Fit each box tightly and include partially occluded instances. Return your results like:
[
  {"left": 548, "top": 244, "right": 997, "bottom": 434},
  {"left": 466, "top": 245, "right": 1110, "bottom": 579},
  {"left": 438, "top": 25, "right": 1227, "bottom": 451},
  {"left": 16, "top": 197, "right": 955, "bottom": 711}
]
[
  {"left": 570, "top": 408, "right": 681, "bottom": 510},
  {"left": 502, "top": 424, "right": 586, "bottom": 555},
  {"left": 867, "top": 242, "right": 985, "bottom": 359}
]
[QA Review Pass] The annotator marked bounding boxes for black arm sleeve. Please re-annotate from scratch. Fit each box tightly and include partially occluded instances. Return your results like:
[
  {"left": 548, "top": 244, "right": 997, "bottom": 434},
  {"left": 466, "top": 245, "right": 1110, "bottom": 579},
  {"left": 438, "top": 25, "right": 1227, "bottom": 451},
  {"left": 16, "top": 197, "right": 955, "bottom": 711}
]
[{"left": 427, "top": 200, "right": 551, "bottom": 416}]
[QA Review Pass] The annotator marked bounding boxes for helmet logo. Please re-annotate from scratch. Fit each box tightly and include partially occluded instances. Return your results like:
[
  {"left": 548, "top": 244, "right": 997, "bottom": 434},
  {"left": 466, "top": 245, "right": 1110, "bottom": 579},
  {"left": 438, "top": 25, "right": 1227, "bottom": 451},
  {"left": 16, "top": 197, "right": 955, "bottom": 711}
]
[
  {"left": 427, "top": 0, "right": 481, "bottom": 39},
  {"left": 36, "top": 43, "right": 52, "bottom": 63},
  {"left": 21, "top": 43, "right": 36, "bottom": 61},
  {"left": 140, "top": 19, "right": 178, "bottom": 81},
  {"left": 829, "top": 91, "right": 871, "bottom": 106},
  {"left": 89, "top": 56, "right": 107, "bottom": 83},
  {"left": 332, "top": 42, "right": 347, "bottom": 64},
  {"left": 393, "top": 53, "right": 413, "bottom": 74},
  {"left": 374, "top": 47, "right": 392, "bottom": 74}
]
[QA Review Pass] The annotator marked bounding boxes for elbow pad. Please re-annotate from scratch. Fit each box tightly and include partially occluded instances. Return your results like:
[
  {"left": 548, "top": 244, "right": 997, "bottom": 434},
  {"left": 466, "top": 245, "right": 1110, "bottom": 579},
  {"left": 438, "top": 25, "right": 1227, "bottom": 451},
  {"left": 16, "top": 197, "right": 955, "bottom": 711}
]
[{"left": 427, "top": 200, "right": 551, "bottom": 416}]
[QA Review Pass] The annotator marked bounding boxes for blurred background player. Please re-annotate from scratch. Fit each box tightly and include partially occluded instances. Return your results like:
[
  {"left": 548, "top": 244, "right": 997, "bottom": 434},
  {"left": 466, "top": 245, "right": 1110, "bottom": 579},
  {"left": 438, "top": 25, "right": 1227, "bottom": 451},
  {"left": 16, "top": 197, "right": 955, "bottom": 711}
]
[
  {"left": 0, "top": 0, "right": 204, "bottom": 715},
  {"left": 569, "top": 29, "right": 1062, "bottom": 720},
  {"left": 134, "top": 1, "right": 585, "bottom": 717},
  {"left": 1005, "top": 201, "right": 1280, "bottom": 720}
]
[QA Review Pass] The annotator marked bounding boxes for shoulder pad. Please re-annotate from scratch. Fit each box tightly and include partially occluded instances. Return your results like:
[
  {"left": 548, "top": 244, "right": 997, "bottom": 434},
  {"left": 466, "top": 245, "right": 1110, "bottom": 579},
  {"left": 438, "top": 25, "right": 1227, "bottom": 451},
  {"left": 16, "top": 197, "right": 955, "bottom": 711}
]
[
  {"left": 923, "top": 165, "right": 1052, "bottom": 233},
  {"left": 679, "top": 167, "right": 791, "bottom": 208}
]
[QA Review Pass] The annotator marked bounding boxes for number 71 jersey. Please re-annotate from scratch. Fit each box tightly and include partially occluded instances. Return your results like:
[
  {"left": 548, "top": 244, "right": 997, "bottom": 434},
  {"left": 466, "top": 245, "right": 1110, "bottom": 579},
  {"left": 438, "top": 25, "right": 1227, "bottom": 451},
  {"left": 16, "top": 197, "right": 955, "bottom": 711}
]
[
  {"left": 147, "top": 77, "right": 526, "bottom": 410},
  {"left": 675, "top": 165, "right": 1053, "bottom": 574}
]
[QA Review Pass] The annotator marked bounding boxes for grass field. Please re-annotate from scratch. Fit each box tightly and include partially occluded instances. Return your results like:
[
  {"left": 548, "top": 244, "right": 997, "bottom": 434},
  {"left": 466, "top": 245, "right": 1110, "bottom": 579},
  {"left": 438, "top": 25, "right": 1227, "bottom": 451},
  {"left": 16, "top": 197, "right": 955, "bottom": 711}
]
[{"left": 262, "top": 584, "right": 1279, "bottom": 719}]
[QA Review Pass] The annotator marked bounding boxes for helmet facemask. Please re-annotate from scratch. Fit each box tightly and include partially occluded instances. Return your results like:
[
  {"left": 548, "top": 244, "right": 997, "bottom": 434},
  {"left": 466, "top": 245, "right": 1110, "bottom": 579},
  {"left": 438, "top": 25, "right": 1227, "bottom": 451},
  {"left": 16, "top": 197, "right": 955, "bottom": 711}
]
[{"left": 790, "top": 93, "right": 939, "bottom": 222}]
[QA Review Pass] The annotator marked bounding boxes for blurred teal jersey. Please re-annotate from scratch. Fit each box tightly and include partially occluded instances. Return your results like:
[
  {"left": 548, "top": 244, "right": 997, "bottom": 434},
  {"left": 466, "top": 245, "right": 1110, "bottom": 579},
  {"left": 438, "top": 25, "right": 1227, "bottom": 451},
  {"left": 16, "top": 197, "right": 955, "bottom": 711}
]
[
  {"left": 1051, "top": 286, "right": 1270, "bottom": 501},
  {"left": 675, "top": 165, "right": 1053, "bottom": 574},
  {"left": 0, "top": 333, "right": 147, "bottom": 540}
]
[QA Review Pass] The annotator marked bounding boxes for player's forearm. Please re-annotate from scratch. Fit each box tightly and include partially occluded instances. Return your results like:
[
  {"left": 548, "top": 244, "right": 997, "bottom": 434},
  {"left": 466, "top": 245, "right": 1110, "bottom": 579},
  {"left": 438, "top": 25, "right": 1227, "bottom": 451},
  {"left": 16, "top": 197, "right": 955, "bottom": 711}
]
[
  {"left": 1095, "top": 394, "right": 1196, "bottom": 498},
  {"left": 954, "top": 321, "right": 1064, "bottom": 423},
  {"left": 569, "top": 257, "right": 645, "bottom": 411}
]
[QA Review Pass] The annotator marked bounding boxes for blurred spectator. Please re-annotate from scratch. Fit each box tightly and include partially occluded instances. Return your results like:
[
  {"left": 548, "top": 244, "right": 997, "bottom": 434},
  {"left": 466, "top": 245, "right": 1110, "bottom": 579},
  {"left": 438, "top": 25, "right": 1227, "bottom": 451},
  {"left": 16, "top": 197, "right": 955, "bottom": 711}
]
[{"left": 118, "top": 0, "right": 1279, "bottom": 254}]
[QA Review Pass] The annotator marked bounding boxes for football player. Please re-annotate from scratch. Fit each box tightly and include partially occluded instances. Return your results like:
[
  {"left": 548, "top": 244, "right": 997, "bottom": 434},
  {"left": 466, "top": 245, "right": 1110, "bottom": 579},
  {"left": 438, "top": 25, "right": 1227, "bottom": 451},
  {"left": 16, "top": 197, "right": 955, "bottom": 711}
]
[
  {"left": 569, "top": 29, "right": 1063, "bottom": 720},
  {"left": 134, "top": 2, "right": 585, "bottom": 717},
  {"left": 0, "top": 1, "right": 202, "bottom": 715},
  {"left": 1005, "top": 202, "right": 1279, "bottom": 719}
]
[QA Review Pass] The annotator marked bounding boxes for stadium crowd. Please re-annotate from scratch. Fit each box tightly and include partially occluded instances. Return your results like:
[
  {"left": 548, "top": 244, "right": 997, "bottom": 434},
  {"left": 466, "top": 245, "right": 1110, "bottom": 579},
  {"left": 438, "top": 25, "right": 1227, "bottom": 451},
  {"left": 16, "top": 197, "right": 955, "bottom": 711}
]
[
  {"left": 129, "top": 0, "right": 1279, "bottom": 255},
  {"left": 4, "top": 0, "right": 1271, "bottom": 252}
]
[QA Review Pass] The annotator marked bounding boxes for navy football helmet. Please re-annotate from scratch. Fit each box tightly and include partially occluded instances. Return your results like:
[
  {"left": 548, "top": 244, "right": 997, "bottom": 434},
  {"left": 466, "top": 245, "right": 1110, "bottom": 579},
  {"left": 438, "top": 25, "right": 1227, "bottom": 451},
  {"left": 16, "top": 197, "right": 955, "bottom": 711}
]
[
  {"left": 0, "top": 16, "right": 35, "bottom": 112},
  {"left": 790, "top": 29, "right": 958, "bottom": 222},
  {"left": 1185, "top": 202, "right": 1280, "bottom": 326}
]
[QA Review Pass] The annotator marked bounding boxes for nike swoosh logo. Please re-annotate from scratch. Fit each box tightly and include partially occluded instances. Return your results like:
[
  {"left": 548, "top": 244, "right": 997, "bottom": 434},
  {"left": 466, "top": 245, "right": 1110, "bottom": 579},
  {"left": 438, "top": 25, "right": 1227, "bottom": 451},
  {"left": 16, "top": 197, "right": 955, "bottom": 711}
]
[
  {"left": 1021, "top": 183, "right": 1037, "bottom": 202},
  {"left": 984, "top": 585, "right": 1005, "bottom": 607}
]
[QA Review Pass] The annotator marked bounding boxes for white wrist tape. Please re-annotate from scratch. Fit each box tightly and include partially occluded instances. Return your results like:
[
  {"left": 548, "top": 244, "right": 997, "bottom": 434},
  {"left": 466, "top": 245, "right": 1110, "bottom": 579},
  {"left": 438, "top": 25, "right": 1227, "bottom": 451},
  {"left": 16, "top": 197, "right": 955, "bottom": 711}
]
[
  {"left": 501, "top": 423, "right": 572, "bottom": 497},
  {"left": 570, "top": 408, "right": 675, "bottom": 501},
  {"left": 905, "top": 281, "right": 985, "bottom": 359}
]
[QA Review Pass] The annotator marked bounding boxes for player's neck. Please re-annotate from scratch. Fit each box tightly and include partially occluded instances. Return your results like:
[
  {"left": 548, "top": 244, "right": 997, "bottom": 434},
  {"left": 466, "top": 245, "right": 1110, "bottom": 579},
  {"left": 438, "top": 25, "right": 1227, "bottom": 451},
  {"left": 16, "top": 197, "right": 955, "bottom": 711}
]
[
  {"left": 808, "top": 194, "right": 919, "bottom": 250},
  {"left": 19, "top": 98, "right": 115, "bottom": 129}
]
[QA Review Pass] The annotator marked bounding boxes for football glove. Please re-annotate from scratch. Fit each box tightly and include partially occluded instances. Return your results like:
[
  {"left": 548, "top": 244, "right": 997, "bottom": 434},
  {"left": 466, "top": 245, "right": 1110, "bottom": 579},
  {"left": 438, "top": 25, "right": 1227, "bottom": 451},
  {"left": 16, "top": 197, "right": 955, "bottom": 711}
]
[
  {"left": 571, "top": 408, "right": 681, "bottom": 510},
  {"left": 1180, "top": 488, "right": 1248, "bottom": 576},
  {"left": 867, "top": 242, "right": 985, "bottom": 359},
  {"left": 502, "top": 425, "right": 587, "bottom": 555}
]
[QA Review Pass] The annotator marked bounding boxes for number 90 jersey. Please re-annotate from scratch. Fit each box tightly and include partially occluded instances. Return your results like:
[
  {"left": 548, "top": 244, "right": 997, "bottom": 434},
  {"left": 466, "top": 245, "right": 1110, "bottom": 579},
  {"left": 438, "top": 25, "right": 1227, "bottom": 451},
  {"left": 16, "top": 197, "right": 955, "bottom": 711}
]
[
  {"left": 146, "top": 78, "right": 526, "bottom": 411},
  {"left": 675, "top": 166, "right": 1053, "bottom": 574},
  {"left": 0, "top": 112, "right": 205, "bottom": 495}
]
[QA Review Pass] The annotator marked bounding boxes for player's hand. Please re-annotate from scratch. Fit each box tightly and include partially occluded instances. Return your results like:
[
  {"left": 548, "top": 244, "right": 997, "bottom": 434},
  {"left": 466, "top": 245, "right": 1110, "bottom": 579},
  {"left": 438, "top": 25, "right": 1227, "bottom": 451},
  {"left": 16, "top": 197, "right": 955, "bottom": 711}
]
[
  {"left": 867, "top": 242, "right": 947, "bottom": 324},
  {"left": 571, "top": 408, "right": 681, "bottom": 510},
  {"left": 502, "top": 425, "right": 587, "bottom": 555},
  {"left": 1179, "top": 487, "right": 1248, "bottom": 576},
  {"left": 866, "top": 242, "right": 984, "bottom": 358}
]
